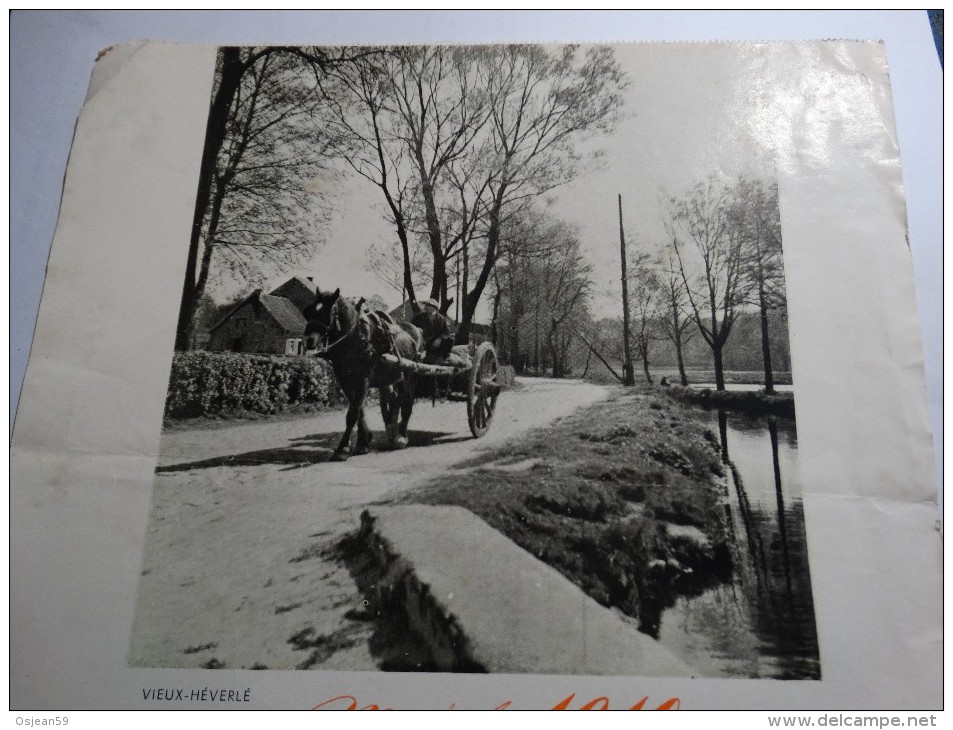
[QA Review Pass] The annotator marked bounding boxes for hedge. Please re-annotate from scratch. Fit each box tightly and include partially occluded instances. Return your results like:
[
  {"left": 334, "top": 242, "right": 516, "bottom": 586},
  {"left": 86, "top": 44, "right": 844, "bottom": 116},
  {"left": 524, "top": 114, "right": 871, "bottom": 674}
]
[
  {"left": 164, "top": 351, "right": 346, "bottom": 418},
  {"left": 165, "top": 352, "right": 519, "bottom": 420}
]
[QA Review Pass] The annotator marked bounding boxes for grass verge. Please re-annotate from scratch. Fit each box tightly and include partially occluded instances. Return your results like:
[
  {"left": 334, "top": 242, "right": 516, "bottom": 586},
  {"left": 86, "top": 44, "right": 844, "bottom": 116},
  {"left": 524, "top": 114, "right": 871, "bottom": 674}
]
[{"left": 399, "top": 385, "right": 733, "bottom": 638}]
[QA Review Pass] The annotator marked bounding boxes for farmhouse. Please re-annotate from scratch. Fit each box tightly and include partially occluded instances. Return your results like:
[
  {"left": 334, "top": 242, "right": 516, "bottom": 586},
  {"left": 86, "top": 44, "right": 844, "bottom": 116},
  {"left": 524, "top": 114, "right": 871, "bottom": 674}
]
[{"left": 208, "top": 278, "right": 314, "bottom": 356}]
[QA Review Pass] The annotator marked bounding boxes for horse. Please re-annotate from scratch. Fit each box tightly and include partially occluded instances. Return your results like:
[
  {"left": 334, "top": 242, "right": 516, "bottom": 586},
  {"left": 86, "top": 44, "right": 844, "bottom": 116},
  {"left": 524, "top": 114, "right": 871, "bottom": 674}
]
[{"left": 302, "top": 287, "right": 424, "bottom": 461}]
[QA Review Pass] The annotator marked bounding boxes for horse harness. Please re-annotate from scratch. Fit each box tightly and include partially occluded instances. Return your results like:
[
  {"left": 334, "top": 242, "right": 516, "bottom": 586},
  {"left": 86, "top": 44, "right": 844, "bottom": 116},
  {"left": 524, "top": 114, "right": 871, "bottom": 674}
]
[
  {"left": 310, "top": 297, "right": 457, "bottom": 407},
  {"left": 312, "top": 297, "right": 407, "bottom": 366},
  {"left": 308, "top": 298, "right": 361, "bottom": 359}
]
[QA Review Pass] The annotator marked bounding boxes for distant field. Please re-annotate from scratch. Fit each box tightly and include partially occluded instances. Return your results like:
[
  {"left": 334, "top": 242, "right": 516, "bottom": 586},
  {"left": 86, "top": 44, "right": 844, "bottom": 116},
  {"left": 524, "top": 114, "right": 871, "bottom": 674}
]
[
  {"left": 580, "top": 361, "right": 792, "bottom": 387},
  {"left": 663, "top": 368, "right": 793, "bottom": 386}
]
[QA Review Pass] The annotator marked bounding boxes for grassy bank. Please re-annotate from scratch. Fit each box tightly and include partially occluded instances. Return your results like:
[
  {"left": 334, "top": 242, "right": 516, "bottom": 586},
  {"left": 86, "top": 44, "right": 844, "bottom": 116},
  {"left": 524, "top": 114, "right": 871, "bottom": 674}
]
[{"left": 400, "top": 385, "right": 733, "bottom": 637}]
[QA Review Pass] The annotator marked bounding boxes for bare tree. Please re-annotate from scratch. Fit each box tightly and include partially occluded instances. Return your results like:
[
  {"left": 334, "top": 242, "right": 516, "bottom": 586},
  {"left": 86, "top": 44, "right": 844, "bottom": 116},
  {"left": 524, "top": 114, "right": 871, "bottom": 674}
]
[
  {"left": 453, "top": 45, "right": 627, "bottom": 344},
  {"left": 656, "top": 245, "right": 696, "bottom": 386},
  {"left": 629, "top": 253, "right": 663, "bottom": 384},
  {"left": 329, "top": 45, "right": 625, "bottom": 340},
  {"left": 367, "top": 238, "right": 431, "bottom": 303},
  {"left": 495, "top": 218, "right": 534, "bottom": 369},
  {"left": 389, "top": 47, "right": 494, "bottom": 311},
  {"left": 494, "top": 208, "right": 592, "bottom": 375},
  {"left": 542, "top": 231, "right": 593, "bottom": 377},
  {"left": 175, "top": 46, "right": 367, "bottom": 351},
  {"left": 732, "top": 177, "right": 786, "bottom": 393},
  {"left": 317, "top": 49, "right": 422, "bottom": 306},
  {"left": 319, "top": 46, "right": 493, "bottom": 313},
  {"left": 202, "top": 53, "right": 334, "bottom": 293},
  {"left": 665, "top": 177, "right": 749, "bottom": 391}
]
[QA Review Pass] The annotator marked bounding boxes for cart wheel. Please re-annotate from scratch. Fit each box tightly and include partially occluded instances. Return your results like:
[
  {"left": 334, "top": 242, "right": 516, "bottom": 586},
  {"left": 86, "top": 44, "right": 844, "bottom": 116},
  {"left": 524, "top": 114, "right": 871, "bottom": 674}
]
[{"left": 468, "top": 342, "right": 500, "bottom": 438}]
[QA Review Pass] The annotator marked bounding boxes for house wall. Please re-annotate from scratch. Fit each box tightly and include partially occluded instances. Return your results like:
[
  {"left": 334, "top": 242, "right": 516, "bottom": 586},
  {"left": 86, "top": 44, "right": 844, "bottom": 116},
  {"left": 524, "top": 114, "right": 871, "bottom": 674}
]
[{"left": 209, "top": 302, "right": 290, "bottom": 355}]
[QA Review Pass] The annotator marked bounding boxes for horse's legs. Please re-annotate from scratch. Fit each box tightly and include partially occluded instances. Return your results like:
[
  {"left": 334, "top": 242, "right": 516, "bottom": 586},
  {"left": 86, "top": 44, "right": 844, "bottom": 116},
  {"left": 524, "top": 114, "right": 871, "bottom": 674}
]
[
  {"left": 379, "top": 386, "right": 400, "bottom": 447},
  {"left": 379, "top": 385, "right": 394, "bottom": 432},
  {"left": 354, "top": 405, "right": 373, "bottom": 455},
  {"left": 332, "top": 402, "right": 358, "bottom": 461},
  {"left": 394, "top": 376, "right": 416, "bottom": 449},
  {"left": 378, "top": 386, "right": 390, "bottom": 445},
  {"left": 332, "top": 381, "right": 368, "bottom": 461}
]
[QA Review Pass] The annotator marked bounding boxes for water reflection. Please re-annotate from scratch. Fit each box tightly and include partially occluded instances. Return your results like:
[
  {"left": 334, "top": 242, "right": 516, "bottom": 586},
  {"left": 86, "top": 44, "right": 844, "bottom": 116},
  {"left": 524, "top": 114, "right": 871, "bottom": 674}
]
[{"left": 658, "top": 408, "right": 821, "bottom": 679}]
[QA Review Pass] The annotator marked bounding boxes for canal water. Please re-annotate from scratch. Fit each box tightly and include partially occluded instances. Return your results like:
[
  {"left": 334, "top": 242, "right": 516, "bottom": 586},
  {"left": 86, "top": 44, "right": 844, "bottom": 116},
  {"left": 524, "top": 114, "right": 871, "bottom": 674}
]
[{"left": 657, "top": 404, "right": 821, "bottom": 680}]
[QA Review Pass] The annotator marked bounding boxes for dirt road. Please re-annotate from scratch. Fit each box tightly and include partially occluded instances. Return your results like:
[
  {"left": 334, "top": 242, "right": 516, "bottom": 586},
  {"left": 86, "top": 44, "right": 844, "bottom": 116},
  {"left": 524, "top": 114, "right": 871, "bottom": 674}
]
[{"left": 128, "top": 377, "right": 608, "bottom": 671}]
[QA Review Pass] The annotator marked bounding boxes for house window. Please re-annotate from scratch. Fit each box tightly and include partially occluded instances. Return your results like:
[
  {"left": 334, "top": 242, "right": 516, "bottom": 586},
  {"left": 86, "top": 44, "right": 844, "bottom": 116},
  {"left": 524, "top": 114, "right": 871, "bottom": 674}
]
[{"left": 286, "top": 338, "right": 302, "bottom": 355}]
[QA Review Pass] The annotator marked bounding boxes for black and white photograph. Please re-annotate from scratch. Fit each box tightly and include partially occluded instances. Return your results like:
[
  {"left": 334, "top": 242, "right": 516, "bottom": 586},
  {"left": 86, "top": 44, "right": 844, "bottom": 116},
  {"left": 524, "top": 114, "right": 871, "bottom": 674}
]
[{"left": 127, "top": 42, "right": 819, "bottom": 678}]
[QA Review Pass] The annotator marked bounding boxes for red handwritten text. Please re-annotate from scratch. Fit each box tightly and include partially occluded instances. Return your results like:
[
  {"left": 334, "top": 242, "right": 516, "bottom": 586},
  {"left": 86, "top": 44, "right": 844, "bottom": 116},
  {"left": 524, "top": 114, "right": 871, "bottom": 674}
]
[{"left": 312, "top": 692, "right": 680, "bottom": 711}]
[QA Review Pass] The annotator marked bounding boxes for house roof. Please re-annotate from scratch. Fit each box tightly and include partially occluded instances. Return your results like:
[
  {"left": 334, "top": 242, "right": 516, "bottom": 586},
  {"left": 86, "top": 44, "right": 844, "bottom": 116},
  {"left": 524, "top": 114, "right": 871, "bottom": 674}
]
[
  {"left": 268, "top": 276, "right": 316, "bottom": 312},
  {"left": 288, "top": 275, "right": 316, "bottom": 292},
  {"left": 209, "top": 290, "right": 307, "bottom": 335},
  {"left": 259, "top": 294, "right": 307, "bottom": 333}
]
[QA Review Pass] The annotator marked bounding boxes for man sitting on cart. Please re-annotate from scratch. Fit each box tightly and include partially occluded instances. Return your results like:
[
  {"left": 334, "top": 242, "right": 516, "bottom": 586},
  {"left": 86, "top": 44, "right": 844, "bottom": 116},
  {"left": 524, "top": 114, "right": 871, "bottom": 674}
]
[{"left": 411, "top": 298, "right": 470, "bottom": 368}]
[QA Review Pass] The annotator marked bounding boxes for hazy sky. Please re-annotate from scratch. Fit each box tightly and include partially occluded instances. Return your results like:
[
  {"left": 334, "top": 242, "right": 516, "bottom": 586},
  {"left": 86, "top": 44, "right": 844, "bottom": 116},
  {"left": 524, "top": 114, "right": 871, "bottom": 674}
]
[{"left": 255, "top": 42, "right": 791, "bottom": 319}]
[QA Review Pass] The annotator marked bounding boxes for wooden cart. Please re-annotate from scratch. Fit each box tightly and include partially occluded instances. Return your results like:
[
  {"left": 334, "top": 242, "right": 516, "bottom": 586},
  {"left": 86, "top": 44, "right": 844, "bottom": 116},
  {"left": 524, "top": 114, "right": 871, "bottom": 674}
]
[{"left": 380, "top": 341, "right": 502, "bottom": 438}]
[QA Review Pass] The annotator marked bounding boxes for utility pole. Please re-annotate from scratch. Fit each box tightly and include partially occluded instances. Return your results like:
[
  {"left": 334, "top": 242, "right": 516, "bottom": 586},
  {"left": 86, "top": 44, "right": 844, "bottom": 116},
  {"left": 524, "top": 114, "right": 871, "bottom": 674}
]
[{"left": 619, "top": 194, "right": 634, "bottom": 385}]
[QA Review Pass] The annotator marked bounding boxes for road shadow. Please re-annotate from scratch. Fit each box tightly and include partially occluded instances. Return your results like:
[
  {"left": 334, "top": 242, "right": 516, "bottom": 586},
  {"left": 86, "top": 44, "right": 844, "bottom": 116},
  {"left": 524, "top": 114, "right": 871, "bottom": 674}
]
[
  {"left": 157, "top": 429, "right": 470, "bottom": 474},
  {"left": 156, "top": 434, "right": 340, "bottom": 473},
  {"left": 287, "top": 429, "right": 468, "bottom": 449}
]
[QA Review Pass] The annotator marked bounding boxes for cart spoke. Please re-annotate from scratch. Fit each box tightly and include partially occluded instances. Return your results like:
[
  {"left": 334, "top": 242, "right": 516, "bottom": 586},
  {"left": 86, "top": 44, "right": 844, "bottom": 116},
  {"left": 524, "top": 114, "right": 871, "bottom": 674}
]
[{"left": 467, "top": 342, "right": 499, "bottom": 438}]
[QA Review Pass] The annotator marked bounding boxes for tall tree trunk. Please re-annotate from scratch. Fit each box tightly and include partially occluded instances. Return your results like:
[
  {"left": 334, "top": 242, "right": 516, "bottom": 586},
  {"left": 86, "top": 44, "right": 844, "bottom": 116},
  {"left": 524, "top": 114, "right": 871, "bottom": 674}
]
[
  {"left": 509, "top": 317, "right": 521, "bottom": 373},
  {"left": 641, "top": 350, "right": 653, "bottom": 385},
  {"left": 709, "top": 287, "right": 727, "bottom": 391},
  {"left": 675, "top": 340, "right": 688, "bottom": 386},
  {"left": 712, "top": 344, "right": 726, "bottom": 391},
  {"left": 456, "top": 185, "right": 505, "bottom": 345},
  {"left": 192, "top": 181, "right": 229, "bottom": 311},
  {"left": 759, "top": 281, "right": 775, "bottom": 394},
  {"left": 671, "top": 297, "right": 688, "bottom": 385},
  {"left": 460, "top": 240, "right": 469, "bottom": 318},
  {"left": 581, "top": 345, "right": 593, "bottom": 378},
  {"left": 533, "top": 306, "right": 540, "bottom": 375},
  {"left": 490, "top": 285, "right": 501, "bottom": 348},
  {"left": 413, "top": 139, "right": 447, "bottom": 308},
  {"left": 174, "top": 48, "right": 245, "bottom": 351},
  {"left": 396, "top": 219, "right": 417, "bottom": 307},
  {"left": 505, "top": 253, "right": 521, "bottom": 371},
  {"left": 618, "top": 195, "right": 634, "bottom": 386}
]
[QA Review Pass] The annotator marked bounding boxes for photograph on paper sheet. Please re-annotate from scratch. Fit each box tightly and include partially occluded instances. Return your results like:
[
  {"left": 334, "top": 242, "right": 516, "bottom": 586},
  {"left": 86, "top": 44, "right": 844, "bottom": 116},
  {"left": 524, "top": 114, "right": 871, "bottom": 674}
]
[{"left": 128, "top": 43, "right": 820, "bottom": 679}]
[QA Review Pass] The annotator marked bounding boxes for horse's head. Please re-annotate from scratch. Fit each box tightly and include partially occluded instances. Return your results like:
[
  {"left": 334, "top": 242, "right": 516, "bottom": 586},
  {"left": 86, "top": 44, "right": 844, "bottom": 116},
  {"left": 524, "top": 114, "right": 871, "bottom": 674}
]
[
  {"left": 302, "top": 287, "right": 341, "bottom": 354},
  {"left": 302, "top": 288, "right": 367, "bottom": 357}
]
